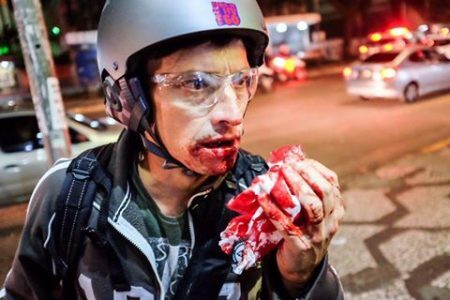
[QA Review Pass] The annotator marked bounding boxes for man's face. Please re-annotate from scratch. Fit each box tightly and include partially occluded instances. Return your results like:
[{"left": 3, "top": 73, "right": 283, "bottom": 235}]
[{"left": 151, "top": 40, "right": 252, "bottom": 175}]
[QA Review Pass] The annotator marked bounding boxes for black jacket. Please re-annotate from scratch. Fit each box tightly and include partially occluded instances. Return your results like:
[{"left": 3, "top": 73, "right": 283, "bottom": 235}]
[{"left": 4, "top": 130, "right": 344, "bottom": 299}]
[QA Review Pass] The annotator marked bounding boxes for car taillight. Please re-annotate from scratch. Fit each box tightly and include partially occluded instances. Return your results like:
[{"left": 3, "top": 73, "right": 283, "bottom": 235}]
[
  {"left": 369, "top": 33, "right": 382, "bottom": 42},
  {"left": 343, "top": 67, "right": 352, "bottom": 78},
  {"left": 380, "top": 68, "right": 396, "bottom": 79},
  {"left": 383, "top": 43, "right": 394, "bottom": 51},
  {"left": 284, "top": 58, "right": 296, "bottom": 73},
  {"left": 389, "top": 27, "right": 409, "bottom": 37},
  {"left": 359, "top": 45, "right": 368, "bottom": 54}
]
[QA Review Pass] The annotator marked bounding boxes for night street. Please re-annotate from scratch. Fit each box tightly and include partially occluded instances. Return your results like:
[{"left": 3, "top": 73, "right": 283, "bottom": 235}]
[
  {"left": 63, "top": 73, "right": 450, "bottom": 181},
  {"left": 1, "top": 73, "right": 450, "bottom": 299}
]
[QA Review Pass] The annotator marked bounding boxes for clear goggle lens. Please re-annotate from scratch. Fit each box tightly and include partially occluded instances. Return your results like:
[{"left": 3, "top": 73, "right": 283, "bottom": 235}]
[{"left": 152, "top": 68, "right": 259, "bottom": 109}]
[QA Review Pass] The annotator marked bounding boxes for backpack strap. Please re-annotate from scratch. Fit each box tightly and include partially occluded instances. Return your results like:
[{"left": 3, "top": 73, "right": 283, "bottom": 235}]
[{"left": 51, "top": 144, "right": 115, "bottom": 295}]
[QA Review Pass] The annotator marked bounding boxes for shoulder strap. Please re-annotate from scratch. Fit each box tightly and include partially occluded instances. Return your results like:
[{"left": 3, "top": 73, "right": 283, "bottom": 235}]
[{"left": 51, "top": 144, "right": 114, "bottom": 292}]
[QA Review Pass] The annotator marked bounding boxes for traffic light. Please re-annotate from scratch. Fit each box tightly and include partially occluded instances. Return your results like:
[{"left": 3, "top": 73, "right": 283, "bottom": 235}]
[
  {"left": 51, "top": 26, "right": 61, "bottom": 36},
  {"left": 0, "top": 45, "right": 10, "bottom": 55}
]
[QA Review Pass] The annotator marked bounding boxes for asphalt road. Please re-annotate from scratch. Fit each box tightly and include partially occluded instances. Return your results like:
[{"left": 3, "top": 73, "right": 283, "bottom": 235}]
[
  {"left": 65, "top": 75, "right": 450, "bottom": 182},
  {"left": 242, "top": 75, "right": 450, "bottom": 182},
  {"left": 1, "top": 74, "right": 450, "bottom": 289}
]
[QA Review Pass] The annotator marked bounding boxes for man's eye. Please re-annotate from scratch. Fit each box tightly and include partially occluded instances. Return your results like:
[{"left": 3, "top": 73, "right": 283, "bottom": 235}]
[
  {"left": 180, "top": 75, "right": 210, "bottom": 91},
  {"left": 232, "top": 73, "right": 251, "bottom": 87}
]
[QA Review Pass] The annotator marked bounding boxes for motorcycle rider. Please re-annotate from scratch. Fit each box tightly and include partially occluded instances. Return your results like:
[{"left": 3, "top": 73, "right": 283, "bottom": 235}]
[{"left": 3, "top": 0, "right": 345, "bottom": 299}]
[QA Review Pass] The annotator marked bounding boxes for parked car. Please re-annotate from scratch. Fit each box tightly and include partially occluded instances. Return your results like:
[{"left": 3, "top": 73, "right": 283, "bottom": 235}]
[
  {"left": 343, "top": 46, "right": 450, "bottom": 103},
  {"left": 0, "top": 108, "right": 123, "bottom": 205}
]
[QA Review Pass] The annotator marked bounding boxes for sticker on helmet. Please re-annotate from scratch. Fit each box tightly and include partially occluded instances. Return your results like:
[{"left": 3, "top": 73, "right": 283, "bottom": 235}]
[{"left": 211, "top": 2, "right": 241, "bottom": 26}]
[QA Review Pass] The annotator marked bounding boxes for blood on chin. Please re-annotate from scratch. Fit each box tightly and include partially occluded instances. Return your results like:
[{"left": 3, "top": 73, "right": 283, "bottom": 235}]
[{"left": 189, "top": 146, "right": 239, "bottom": 175}]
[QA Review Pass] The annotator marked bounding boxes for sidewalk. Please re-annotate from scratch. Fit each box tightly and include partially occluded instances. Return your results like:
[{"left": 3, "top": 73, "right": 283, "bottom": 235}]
[{"left": 330, "top": 143, "right": 450, "bottom": 299}]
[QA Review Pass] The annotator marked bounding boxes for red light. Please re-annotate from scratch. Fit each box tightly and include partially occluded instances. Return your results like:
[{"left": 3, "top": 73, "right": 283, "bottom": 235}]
[{"left": 389, "top": 27, "right": 409, "bottom": 37}]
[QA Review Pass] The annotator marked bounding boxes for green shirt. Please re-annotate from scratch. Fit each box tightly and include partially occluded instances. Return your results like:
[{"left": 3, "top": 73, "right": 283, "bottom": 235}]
[{"left": 132, "top": 164, "right": 191, "bottom": 299}]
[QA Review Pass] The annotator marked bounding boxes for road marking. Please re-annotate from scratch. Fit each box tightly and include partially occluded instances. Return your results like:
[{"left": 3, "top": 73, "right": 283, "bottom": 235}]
[{"left": 421, "top": 137, "right": 450, "bottom": 154}]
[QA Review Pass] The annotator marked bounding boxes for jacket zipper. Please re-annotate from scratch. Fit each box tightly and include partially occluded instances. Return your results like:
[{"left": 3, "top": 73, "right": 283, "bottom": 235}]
[
  {"left": 106, "top": 185, "right": 213, "bottom": 299},
  {"left": 105, "top": 184, "right": 165, "bottom": 300},
  {"left": 186, "top": 188, "right": 212, "bottom": 257}
]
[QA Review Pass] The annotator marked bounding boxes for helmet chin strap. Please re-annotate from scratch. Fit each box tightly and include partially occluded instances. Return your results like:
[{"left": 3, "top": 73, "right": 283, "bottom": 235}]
[{"left": 140, "top": 124, "right": 199, "bottom": 177}]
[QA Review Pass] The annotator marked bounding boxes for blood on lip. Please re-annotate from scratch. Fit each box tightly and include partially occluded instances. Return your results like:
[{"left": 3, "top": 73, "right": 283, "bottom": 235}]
[{"left": 201, "top": 139, "right": 236, "bottom": 149}]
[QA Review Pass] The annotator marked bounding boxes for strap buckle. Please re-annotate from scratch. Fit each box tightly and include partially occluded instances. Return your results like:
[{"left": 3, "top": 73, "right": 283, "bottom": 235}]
[{"left": 71, "top": 156, "right": 97, "bottom": 180}]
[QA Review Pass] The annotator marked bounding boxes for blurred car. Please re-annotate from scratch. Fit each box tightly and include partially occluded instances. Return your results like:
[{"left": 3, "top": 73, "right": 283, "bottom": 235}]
[
  {"left": 430, "top": 36, "right": 450, "bottom": 58},
  {"left": 358, "top": 27, "right": 416, "bottom": 60},
  {"left": 269, "top": 54, "right": 306, "bottom": 82},
  {"left": 343, "top": 46, "right": 450, "bottom": 103},
  {"left": 0, "top": 109, "right": 123, "bottom": 205}
]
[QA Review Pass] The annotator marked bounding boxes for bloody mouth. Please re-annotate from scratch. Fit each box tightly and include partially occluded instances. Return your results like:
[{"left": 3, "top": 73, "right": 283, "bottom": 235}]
[
  {"left": 189, "top": 137, "right": 240, "bottom": 174},
  {"left": 200, "top": 139, "right": 236, "bottom": 149}
]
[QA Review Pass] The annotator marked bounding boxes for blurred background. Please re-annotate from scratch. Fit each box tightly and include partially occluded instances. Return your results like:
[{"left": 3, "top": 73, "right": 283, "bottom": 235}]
[{"left": 0, "top": 1, "right": 449, "bottom": 299}]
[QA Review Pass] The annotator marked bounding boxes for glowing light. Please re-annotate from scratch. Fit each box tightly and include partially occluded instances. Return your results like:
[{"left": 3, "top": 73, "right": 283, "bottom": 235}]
[
  {"left": 284, "top": 58, "right": 296, "bottom": 73},
  {"left": 380, "top": 68, "right": 396, "bottom": 79},
  {"left": 440, "top": 27, "right": 449, "bottom": 35},
  {"left": 51, "top": 26, "right": 61, "bottom": 36},
  {"left": 383, "top": 43, "right": 394, "bottom": 51},
  {"left": 272, "top": 57, "right": 286, "bottom": 68},
  {"left": 90, "top": 121, "right": 100, "bottom": 128},
  {"left": 389, "top": 27, "right": 409, "bottom": 37},
  {"left": 296, "top": 21, "right": 308, "bottom": 31},
  {"left": 0, "top": 61, "right": 10, "bottom": 68},
  {"left": 74, "top": 113, "right": 85, "bottom": 122},
  {"left": 276, "top": 23, "right": 287, "bottom": 33},
  {"left": 359, "top": 45, "right": 369, "bottom": 54},
  {"left": 418, "top": 24, "right": 429, "bottom": 32},
  {"left": 343, "top": 67, "right": 352, "bottom": 78},
  {"left": 370, "top": 33, "right": 382, "bottom": 42}
]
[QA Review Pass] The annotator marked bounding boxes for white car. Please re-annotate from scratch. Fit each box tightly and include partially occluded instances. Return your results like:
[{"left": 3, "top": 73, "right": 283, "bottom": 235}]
[
  {"left": 432, "top": 37, "right": 450, "bottom": 58},
  {"left": 343, "top": 46, "right": 450, "bottom": 102},
  {"left": 0, "top": 109, "right": 123, "bottom": 205}
]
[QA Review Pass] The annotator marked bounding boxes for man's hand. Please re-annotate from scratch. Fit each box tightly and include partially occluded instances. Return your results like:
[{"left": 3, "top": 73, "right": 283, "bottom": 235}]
[{"left": 261, "top": 159, "right": 345, "bottom": 295}]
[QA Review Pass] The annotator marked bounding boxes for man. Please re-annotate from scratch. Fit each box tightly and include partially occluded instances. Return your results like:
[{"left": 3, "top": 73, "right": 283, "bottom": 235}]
[{"left": 3, "top": 0, "right": 345, "bottom": 299}]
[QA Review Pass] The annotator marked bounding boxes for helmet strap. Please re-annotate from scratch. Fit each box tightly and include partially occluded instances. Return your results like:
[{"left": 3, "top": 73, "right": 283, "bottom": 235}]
[{"left": 140, "top": 124, "right": 199, "bottom": 177}]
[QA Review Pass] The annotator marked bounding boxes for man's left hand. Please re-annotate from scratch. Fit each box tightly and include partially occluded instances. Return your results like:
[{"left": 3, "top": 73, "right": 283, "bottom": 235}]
[{"left": 261, "top": 159, "right": 345, "bottom": 294}]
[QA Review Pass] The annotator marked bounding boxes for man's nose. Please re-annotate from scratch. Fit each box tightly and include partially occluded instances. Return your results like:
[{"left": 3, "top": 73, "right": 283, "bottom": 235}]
[{"left": 210, "top": 84, "right": 245, "bottom": 127}]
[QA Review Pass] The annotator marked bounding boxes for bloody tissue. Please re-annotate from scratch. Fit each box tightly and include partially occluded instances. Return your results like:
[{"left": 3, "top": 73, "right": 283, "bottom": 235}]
[{"left": 219, "top": 145, "right": 306, "bottom": 274}]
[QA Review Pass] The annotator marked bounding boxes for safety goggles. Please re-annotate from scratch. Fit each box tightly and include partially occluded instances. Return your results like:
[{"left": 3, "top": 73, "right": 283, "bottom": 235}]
[{"left": 151, "top": 67, "right": 259, "bottom": 111}]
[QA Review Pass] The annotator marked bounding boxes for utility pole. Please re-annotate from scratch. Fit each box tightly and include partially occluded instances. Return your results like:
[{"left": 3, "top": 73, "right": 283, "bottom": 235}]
[{"left": 12, "top": 0, "right": 71, "bottom": 164}]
